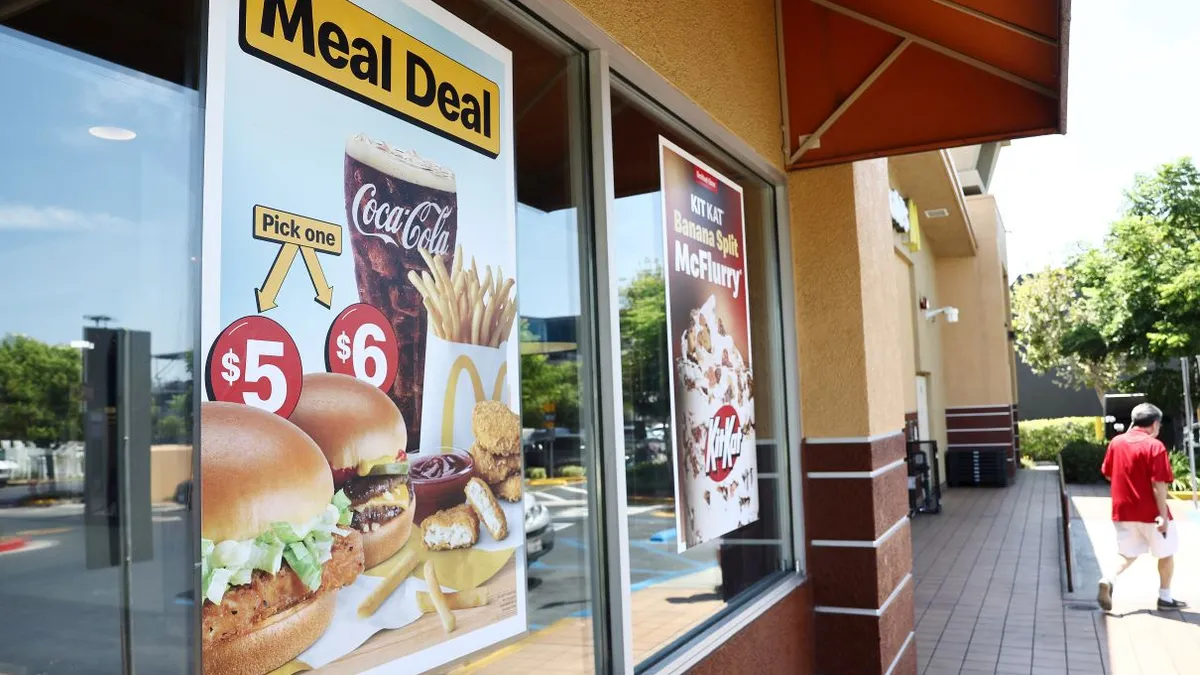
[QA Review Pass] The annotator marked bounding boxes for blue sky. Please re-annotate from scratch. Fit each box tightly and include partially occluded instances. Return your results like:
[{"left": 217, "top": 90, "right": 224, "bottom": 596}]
[{"left": 992, "top": 0, "right": 1200, "bottom": 277}]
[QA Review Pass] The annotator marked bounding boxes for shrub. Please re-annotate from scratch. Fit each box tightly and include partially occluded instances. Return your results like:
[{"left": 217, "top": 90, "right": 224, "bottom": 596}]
[
  {"left": 558, "top": 465, "right": 586, "bottom": 478},
  {"left": 526, "top": 467, "right": 548, "bottom": 480},
  {"left": 1059, "top": 439, "right": 1107, "bottom": 484},
  {"left": 626, "top": 461, "right": 674, "bottom": 498},
  {"left": 1019, "top": 417, "right": 1101, "bottom": 462},
  {"left": 1169, "top": 452, "right": 1195, "bottom": 493}
]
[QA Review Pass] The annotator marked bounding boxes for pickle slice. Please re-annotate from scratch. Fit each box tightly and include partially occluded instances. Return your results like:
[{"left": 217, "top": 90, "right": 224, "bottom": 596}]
[{"left": 367, "top": 461, "right": 409, "bottom": 476}]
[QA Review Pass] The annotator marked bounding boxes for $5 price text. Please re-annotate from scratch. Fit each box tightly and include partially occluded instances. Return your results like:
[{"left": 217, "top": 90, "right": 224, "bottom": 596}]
[{"left": 205, "top": 316, "right": 303, "bottom": 417}]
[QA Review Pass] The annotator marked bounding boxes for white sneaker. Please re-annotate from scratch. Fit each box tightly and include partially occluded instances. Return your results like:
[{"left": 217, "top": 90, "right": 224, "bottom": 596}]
[{"left": 1097, "top": 580, "right": 1113, "bottom": 611}]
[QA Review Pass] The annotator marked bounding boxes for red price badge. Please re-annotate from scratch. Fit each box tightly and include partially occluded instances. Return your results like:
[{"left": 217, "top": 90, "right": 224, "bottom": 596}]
[
  {"left": 206, "top": 316, "right": 303, "bottom": 417},
  {"left": 325, "top": 303, "right": 398, "bottom": 392}
]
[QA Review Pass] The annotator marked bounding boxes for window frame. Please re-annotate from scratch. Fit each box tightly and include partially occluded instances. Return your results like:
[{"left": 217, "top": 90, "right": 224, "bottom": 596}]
[
  {"left": 508, "top": 2, "right": 807, "bottom": 673},
  {"left": 189, "top": 0, "right": 808, "bottom": 672}
]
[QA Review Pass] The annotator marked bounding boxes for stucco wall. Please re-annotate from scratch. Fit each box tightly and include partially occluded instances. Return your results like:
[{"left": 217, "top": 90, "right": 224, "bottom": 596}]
[
  {"left": 790, "top": 160, "right": 904, "bottom": 438},
  {"left": 566, "top": 0, "right": 784, "bottom": 168},
  {"left": 854, "top": 161, "right": 906, "bottom": 436},
  {"left": 894, "top": 252, "right": 917, "bottom": 413},
  {"left": 937, "top": 196, "right": 1015, "bottom": 408},
  {"left": 902, "top": 238, "right": 949, "bottom": 477}
]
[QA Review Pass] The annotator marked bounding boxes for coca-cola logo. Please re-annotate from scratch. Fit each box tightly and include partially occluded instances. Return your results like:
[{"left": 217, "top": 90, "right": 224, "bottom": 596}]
[
  {"left": 705, "top": 405, "right": 744, "bottom": 482},
  {"left": 352, "top": 183, "right": 453, "bottom": 255}
]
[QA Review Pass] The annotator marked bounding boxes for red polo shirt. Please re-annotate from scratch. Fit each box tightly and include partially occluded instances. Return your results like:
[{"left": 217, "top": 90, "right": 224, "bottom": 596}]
[{"left": 1101, "top": 427, "right": 1173, "bottom": 523}]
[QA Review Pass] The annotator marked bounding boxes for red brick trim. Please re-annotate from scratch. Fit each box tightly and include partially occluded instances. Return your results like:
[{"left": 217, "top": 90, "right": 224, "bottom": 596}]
[
  {"left": 806, "top": 465, "right": 909, "bottom": 541},
  {"left": 809, "top": 520, "right": 912, "bottom": 609},
  {"left": 813, "top": 581, "right": 915, "bottom": 674},
  {"left": 803, "top": 432, "right": 907, "bottom": 472}
]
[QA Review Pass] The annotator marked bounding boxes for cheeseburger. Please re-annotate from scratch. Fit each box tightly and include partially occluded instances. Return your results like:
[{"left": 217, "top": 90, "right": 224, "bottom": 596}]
[
  {"left": 289, "top": 373, "right": 414, "bottom": 568},
  {"left": 201, "top": 402, "right": 364, "bottom": 675}
]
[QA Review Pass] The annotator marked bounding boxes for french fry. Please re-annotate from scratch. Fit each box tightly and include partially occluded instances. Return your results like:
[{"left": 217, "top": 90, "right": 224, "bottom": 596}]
[
  {"left": 424, "top": 560, "right": 456, "bottom": 634},
  {"left": 416, "top": 588, "right": 489, "bottom": 614},
  {"left": 411, "top": 245, "right": 515, "bottom": 347},
  {"left": 357, "top": 550, "right": 419, "bottom": 618},
  {"left": 471, "top": 303, "right": 483, "bottom": 345}
]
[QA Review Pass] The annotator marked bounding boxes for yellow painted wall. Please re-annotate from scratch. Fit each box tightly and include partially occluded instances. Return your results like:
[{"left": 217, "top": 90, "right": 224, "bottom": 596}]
[
  {"left": 894, "top": 251, "right": 917, "bottom": 414},
  {"left": 790, "top": 160, "right": 904, "bottom": 438},
  {"left": 150, "top": 444, "right": 192, "bottom": 503},
  {"left": 900, "top": 235, "right": 949, "bottom": 478},
  {"left": 566, "top": 0, "right": 784, "bottom": 168},
  {"left": 936, "top": 196, "right": 1015, "bottom": 408}
]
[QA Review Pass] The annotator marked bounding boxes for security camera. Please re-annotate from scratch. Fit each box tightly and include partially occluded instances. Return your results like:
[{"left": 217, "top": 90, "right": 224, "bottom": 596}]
[{"left": 945, "top": 308, "right": 959, "bottom": 323}]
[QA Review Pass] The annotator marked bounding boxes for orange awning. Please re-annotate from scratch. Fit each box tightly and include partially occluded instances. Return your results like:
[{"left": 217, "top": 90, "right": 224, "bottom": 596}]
[{"left": 781, "top": 0, "right": 1070, "bottom": 169}]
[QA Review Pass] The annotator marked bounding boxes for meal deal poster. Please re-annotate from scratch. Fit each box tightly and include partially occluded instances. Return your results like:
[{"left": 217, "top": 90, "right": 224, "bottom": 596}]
[
  {"left": 658, "top": 137, "right": 758, "bottom": 552},
  {"left": 199, "top": 1, "right": 524, "bottom": 673}
]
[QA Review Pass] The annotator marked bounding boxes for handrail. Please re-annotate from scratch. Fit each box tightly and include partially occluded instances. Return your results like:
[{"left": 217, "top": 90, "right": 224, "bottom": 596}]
[{"left": 1057, "top": 454, "right": 1074, "bottom": 592}]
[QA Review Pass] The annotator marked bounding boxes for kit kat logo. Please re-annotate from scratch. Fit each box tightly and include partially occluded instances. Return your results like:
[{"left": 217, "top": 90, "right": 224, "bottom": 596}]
[
  {"left": 240, "top": 0, "right": 501, "bottom": 157},
  {"left": 705, "top": 405, "right": 744, "bottom": 482},
  {"left": 693, "top": 166, "right": 719, "bottom": 193}
]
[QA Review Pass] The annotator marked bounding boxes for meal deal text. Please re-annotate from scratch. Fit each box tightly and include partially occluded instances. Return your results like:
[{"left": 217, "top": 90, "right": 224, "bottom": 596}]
[
  {"left": 200, "top": 1, "right": 522, "bottom": 673},
  {"left": 659, "top": 137, "right": 759, "bottom": 552}
]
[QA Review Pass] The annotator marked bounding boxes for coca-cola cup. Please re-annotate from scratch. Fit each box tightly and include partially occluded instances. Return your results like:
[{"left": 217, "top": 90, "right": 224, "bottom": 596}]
[{"left": 344, "top": 133, "right": 457, "bottom": 453}]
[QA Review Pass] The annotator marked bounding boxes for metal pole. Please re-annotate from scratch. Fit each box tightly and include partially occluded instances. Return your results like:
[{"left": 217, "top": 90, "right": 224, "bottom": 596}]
[{"left": 1183, "top": 356, "right": 1197, "bottom": 509}]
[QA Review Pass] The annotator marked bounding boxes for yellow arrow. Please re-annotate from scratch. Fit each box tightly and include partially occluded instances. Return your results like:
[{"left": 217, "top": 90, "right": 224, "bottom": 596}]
[
  {"left": 300, "top": 247, "right": 334, "bottom": 308},
  {"left": 256, "top": 243, "right": 299, "bottom": 312}
]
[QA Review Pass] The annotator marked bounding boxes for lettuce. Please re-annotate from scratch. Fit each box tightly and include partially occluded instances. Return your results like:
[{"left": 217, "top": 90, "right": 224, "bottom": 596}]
[{"left": 201, "top": 492, "right": 354, "bottom": 604}]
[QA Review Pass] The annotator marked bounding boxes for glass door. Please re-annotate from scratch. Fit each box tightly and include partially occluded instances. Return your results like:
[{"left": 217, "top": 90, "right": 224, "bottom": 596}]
[{"left": 0, "top": 2, "right": 202, "bottom": 672}]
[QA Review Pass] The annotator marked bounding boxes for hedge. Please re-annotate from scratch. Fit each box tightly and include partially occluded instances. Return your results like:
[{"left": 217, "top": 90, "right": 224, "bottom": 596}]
[
  {"left": 1059, "top": 439, "right": 1107, "bottom": 484},
  {"left": 1018, "top": 416, "right": 1101, "bottom": 462}
]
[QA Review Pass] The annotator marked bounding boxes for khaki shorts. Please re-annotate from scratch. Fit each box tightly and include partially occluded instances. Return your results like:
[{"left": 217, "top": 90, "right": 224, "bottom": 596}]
[{"left": 1115, "top": 520, "right": 1179, "bottom": 559}]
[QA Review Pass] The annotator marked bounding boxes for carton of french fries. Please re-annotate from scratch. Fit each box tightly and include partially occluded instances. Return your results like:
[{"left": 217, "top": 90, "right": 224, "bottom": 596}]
[{"left": 413, "top": 244, "right": 516, "bottom": 451}]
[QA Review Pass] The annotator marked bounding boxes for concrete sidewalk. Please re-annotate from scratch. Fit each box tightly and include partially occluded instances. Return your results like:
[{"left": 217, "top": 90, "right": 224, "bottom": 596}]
[{"left": 913, "top": 469, "right": 1200, "bottom": 675}]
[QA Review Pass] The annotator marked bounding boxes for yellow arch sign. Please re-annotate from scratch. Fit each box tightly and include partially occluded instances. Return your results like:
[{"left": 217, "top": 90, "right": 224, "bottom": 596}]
[{"left": 442, "top": 355, "right": 508, "bottom": 448}]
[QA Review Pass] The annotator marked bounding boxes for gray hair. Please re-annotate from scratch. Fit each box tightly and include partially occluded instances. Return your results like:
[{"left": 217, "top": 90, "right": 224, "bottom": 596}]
[{"left": 1131, "top": 403, "right": 1163, "bottom": 428}]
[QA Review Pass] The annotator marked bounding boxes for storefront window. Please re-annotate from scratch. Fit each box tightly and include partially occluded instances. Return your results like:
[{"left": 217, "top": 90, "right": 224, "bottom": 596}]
[
  {"left": 609, "top": 81, "right": 796, "bottom": 669},
  {"left": 0, "top": 1, "right": 202, "bottom": 672},
  {"left": 0, "top": 2, "right": 798, "bottom": 673},
  {"left": 429, "top": 1, "right": 600, "bottom": 672}
]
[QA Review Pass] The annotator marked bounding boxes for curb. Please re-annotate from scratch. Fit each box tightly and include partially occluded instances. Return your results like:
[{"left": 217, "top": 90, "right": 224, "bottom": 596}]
[
  {"left": 526, "top": 476, "right": 587, "bottom": 487},
  {"left": 0, "top": 537, "right": 28, "bottom": 554}
]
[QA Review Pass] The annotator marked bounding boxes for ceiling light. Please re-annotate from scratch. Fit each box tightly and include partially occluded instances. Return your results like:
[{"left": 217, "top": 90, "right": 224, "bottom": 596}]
[
  {"left": 88, "top": 126, "right": 136, "bottom": 141},
  {"left": 924, "top": 208, "right": 950, "bottom": 218}
]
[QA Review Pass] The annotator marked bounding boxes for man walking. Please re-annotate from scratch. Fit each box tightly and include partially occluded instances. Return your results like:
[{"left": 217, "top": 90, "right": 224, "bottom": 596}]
[{"left": 1097, "top": 403, "right": 1187, "bottom": 611}]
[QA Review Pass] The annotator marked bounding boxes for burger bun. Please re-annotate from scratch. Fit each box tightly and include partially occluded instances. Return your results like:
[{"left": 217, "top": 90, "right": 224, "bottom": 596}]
[
  {"left": 289, "top": 373, "right": 407, "bottom": 476},
  {"left": 362, "top": 493, "right": 417, "bottom": 570},
  {"left": 203, "top": 591, "right": 335, "bottom": 675}
]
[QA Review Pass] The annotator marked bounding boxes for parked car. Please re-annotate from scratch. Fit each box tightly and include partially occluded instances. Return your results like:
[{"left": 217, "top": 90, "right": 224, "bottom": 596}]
[
  {"left": 524, "top": 491, "right": 554, "bottom": 564},
  {"left": 0, "top": 458, "right": 17, "bottom": 486}
]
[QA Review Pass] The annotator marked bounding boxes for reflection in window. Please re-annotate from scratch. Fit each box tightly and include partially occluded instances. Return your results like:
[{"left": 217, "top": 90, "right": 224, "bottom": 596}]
[
  {"left": 430, "top": 1, "right": 599, "bottom": 673},
  {"left": 0, "top": 17, "right": 200, "bottom": 675},
  {"left": 611, "top": 83, "right": 794, "bottom": 667}
]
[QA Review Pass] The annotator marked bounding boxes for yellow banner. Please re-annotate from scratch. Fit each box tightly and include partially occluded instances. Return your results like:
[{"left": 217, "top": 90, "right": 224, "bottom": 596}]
[
  {"left": 240, "top": 0, "right": 501, "bottom": 157},
  {"left": 252, "top": 205, "right": 342, "bottom": 254}
]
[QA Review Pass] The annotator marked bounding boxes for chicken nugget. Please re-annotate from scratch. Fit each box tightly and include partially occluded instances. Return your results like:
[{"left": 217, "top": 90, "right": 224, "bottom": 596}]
[
  {"left": 493, "top": 474, "right": 523, "bottom": 502},
  {"left": 465, "top": 477, "right": 508, "bottom": 540},
  {"left": 421, "top": 504, "right": 479, "bottom": 551},
  {"left": 472, "top": 400, "right": 520, "bottom": 455},
  {"left": 471, "top": 443, "right": 521, "bottom": 483}
]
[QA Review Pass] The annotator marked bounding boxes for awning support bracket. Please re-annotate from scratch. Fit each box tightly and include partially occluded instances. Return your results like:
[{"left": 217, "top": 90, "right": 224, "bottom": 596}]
[
  {"left": 809, "top": 0, "right": 1057, "bottom": 99},
  {"left": 788, "top": 37, "right": 911, "bottom": 165}
]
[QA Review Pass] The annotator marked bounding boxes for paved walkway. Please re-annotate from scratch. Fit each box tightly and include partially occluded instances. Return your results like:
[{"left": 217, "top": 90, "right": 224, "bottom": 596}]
[{"left": 913, "top": 469, "right": 1200, "bottom": 675}]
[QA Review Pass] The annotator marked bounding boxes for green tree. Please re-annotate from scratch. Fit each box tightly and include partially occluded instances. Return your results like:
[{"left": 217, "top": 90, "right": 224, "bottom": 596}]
[
  {"left": 518, "top": 321, "right": 580, "bottom": 431},
  {"left": 619, "top": 264, "right": 669, "bottom": 423},
  {"left": 0, "top": 335, "right": 82, "bottom": 446},
  {"left": 1104, "top": 159, "right": 1200, "bottom": 357},
  {"left": 1012, "top": 266, "right": 1126, "bottom": 406}
]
